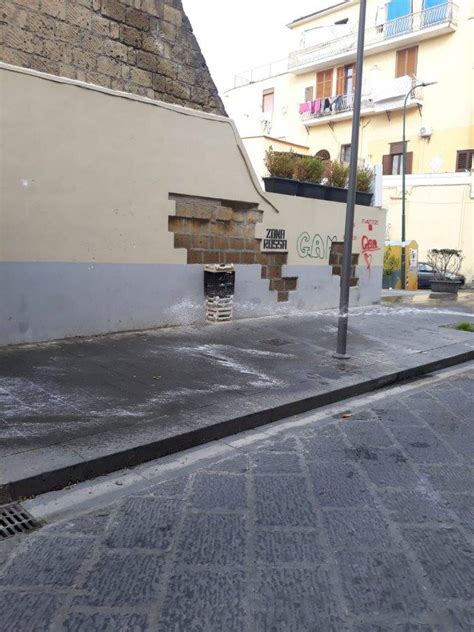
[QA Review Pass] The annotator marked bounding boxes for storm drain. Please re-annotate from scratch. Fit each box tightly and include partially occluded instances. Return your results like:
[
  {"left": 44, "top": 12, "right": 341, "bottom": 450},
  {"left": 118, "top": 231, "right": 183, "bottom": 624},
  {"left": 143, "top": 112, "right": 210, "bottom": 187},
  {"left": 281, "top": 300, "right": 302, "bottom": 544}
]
[{"left": 0, "top": 503, "right": 40, "bottom": 540}]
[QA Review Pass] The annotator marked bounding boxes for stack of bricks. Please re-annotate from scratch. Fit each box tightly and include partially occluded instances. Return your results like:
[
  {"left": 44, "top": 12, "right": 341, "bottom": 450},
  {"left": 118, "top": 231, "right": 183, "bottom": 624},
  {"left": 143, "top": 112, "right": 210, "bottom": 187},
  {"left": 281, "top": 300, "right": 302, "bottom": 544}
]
[
  {"left": 169, "top": 194, "right": 298, "bottom": 302},
  {"left": 329, "top": 241, "right": 359, "bottom": 286},
  {"left": 1, "top": 0, "right": 225, "bottom": 115}
]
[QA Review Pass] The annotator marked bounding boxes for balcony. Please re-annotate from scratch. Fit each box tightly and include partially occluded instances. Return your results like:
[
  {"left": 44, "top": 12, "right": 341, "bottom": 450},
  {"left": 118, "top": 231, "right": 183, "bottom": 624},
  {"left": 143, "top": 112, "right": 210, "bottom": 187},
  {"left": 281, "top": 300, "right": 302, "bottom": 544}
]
[
  {"left": 289, "top": 2, "right": 458, "bottom": 74},
  {"left": 300, "top": 76, "right": 422, "bottom": 127},
  {"left": 234, "top": 58, "right": 289, "bottom": 88}
]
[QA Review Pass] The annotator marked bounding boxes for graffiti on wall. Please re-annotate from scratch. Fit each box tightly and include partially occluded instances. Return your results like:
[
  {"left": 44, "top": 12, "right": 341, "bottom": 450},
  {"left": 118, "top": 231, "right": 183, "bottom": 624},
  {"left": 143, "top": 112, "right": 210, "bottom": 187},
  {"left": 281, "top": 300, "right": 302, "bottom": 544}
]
[
  {"left": 296, "top": 232, "right": 338, "bottom": 260},
  {"left": 361, "top": 234, "right": 380, "bottom": 275}
]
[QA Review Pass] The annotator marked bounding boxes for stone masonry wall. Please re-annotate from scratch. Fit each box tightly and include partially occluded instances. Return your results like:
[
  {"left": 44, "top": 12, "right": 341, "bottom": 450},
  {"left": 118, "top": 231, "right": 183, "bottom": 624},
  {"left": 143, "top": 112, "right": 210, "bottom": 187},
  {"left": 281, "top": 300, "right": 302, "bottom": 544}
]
[
  {"left": 1, "top": 0, "right": 225, "bottom": 115},
  {"left": 169, "top": 195, "right": 298, "bottom": 302},
  {"left": 330, "top": 241, "right": 359, "bottom": 287}
]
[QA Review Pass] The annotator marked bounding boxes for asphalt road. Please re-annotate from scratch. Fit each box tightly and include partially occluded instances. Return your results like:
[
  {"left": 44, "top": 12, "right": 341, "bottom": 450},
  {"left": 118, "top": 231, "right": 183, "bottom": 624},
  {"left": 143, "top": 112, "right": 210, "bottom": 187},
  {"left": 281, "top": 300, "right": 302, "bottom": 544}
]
[{"left": 1, "top": 366, "right": 473, "bottom": 631}]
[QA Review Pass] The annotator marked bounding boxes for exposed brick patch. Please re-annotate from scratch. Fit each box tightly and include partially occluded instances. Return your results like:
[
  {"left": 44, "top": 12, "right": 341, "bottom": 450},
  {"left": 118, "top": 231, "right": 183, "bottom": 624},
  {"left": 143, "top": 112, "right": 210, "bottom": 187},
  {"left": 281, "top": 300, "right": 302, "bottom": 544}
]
[
  {"left": 329, "top": 241, "right": 359, "bottom": 287},
  {"left": 1, "top": 0, "right": 226, "bottom": 115},
  {"left": 169, "top": 194, "right": 298, "bottom": 302}
]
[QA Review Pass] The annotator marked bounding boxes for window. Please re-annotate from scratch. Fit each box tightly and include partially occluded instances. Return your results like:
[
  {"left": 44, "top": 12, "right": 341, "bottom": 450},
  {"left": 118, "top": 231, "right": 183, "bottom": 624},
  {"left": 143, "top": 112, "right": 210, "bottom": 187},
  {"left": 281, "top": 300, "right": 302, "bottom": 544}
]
[
  {"left": 304, "top": 86, "right": 314, "bottom": 102},
  {"left": 396, "top": 46, "right": 418, "bottom": 78},
  {"left": 341, "top": 144, "right": 351, "bottom": 164},
  {"left": 262, "top": 89, "right": 274, "bottom": 113},
  {"left": 315, "top": 149, "right": 330, "bottom": 161},
  {"left": 456, "top": 150, "right": 473, "bottom": 172},
  {"left": 316, "top": 69, "right": 333, "bottom": 98},
  {"left": 382, "top": 141, "right": 413, "bottom": 175},
  {"left": 336, "top": 64, "right": 355, "bottom": 95}
]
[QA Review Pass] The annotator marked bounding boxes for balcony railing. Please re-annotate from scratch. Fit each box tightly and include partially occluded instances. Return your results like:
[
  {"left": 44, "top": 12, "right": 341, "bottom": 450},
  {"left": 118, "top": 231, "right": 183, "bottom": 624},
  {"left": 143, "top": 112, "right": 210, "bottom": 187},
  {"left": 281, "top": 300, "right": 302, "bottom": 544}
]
[
  {"left": 289, "top": 2, "right": 457, "bottom": 71},
  {"left": 299, "top": 76, "right": 422, "bottom": 123},
  {"left": 234, "top": 58, "right": 289, "bottom": 88}
]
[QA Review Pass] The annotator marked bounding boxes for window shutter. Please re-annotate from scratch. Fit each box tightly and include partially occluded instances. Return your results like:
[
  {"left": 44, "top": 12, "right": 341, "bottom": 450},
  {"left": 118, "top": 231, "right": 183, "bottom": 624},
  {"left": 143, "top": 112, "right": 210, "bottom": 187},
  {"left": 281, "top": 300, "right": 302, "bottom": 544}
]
[
  {"left": 405, "top": 151, "right": 413, "bottom": 174},
  {"left": 336, "top": 67, "right": 345, "bottom": 95},
  {"left": 382, "top": 154, "right": 392, "bottom": 175},
  {"left": 316, "top": 72, "right": 324, "bottom": 98},
  {"left": 395, "top": 49, "right": 406, "bottom": 78},
  {"left": 304, "top": 86, "right": 314, "bottom": 102},
  {"left": 390, "top": 141, "right": 404, "bottom": 155},
  {"left": 456, "top": 151, "right": 467, "bottom": 171},
  {"left": 406, "top": 46, "right": 418, "bottom": 77}
]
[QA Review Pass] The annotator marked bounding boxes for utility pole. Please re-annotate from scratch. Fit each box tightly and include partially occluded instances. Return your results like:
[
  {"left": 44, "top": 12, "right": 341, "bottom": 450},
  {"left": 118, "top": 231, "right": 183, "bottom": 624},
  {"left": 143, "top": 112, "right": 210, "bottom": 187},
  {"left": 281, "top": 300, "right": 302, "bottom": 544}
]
[{"left": 334, "top": 0, "right": 367, "bottom": 359}]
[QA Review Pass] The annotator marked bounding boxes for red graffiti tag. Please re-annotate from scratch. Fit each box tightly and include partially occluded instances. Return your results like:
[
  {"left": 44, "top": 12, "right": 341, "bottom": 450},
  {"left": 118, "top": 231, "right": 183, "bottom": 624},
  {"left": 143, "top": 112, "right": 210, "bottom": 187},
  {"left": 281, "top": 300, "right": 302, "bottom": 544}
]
[{"left": 361, "top": 235, "right": 380, "bottom": 276}]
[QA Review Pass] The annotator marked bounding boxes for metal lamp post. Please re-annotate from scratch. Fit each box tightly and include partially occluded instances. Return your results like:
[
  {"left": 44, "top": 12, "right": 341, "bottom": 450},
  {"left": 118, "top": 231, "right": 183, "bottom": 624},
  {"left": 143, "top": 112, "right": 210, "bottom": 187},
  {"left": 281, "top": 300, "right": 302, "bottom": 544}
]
[
  {"left": 334, "top": 0, "right": 367, "bottom": 359},
  {"left": 400, "top": 80, "right": 437, "bottom": 288}
]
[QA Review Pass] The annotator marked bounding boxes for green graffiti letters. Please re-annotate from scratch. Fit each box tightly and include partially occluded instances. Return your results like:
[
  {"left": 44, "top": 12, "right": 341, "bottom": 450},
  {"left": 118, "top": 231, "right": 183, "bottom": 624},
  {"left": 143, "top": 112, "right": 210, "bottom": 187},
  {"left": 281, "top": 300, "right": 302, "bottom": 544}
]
[{"left": 296, "top": 232, "right": 337, "bottom": 259}]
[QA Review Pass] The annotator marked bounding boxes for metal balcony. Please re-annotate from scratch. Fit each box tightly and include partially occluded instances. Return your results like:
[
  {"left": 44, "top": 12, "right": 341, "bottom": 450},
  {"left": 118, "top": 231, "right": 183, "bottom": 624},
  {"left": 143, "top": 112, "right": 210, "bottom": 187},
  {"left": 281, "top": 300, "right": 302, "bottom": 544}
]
[
  {"left": 289, "top": 2, "right": 458, "bottom": 74},
  {"left": 300, "top": 76, "right": 423, "bottom": 126}
]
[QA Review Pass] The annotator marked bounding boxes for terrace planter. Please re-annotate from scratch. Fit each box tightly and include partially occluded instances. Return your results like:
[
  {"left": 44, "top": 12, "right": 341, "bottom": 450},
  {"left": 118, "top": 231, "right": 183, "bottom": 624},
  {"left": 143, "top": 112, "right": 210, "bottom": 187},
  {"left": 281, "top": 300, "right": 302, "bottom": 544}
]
[
  {"left": 355, "top": 191, "right": 373, "bottom": 206},
  {"left": 297, "top": 181, "right": 328, "bottom": 200},
  {"left": 263, "top": 178, "right": 373, "bottom": 206},
  {"left": 263, "top": 177, "right": 299, "bottom": 196},
  {"left": 430, "top": 279, "right": 460, "bottom": 294},
  {"left": 326, "top": 186, "right": 373, "bottom": 206}
]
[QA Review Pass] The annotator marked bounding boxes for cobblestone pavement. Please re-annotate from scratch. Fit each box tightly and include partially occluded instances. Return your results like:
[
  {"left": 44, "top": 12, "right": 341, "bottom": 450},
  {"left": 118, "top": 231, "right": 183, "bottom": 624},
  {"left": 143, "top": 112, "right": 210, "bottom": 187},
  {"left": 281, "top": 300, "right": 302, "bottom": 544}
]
[{"left": 0, "top": 368, "right": 473, "bottom": 631}]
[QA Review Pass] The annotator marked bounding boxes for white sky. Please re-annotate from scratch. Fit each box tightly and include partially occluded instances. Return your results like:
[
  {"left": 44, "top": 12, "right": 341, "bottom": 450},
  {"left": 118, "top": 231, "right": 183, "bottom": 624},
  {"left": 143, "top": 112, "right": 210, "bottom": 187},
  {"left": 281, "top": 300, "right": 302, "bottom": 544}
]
[{"left": 182, "top": 1, "right": 338, "bottom": 94}]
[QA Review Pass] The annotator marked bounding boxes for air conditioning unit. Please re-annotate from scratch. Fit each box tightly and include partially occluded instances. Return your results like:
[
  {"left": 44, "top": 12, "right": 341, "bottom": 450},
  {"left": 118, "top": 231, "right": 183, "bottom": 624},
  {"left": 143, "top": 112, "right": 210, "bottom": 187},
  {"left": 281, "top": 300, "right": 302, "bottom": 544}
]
[{"left": 419, "top": 125, "right": 433, "bottom": 138}]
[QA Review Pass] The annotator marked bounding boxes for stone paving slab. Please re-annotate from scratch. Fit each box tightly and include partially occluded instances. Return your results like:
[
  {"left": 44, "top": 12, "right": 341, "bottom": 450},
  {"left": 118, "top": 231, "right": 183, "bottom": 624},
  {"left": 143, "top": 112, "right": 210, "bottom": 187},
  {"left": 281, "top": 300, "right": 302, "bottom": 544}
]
[
  {"left": 0, "top": 294, "right": 473, "bottom": 501},
  {"left": 0, "top": 368, "right": 473, "bottom": 631}
]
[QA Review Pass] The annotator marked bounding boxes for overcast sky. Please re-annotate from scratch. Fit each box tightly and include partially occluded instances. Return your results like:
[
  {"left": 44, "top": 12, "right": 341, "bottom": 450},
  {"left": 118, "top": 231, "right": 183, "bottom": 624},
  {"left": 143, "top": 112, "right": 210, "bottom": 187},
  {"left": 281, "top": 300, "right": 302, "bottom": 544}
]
[{"left": 182, "top": 1, "right": 337, "bottom": 94}]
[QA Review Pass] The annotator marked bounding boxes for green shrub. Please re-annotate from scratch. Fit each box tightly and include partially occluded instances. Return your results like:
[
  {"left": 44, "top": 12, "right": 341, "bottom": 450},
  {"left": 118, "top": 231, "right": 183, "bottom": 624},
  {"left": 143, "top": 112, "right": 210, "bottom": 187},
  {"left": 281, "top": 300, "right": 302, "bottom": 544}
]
[
  {"left": 294, "top": 157, "right": 324, "bottom": 183},
  {"left": 325, "top": 160, "right": 349, "bottom": 188},
  {"left": 264, "top": 146, "right": 295, "bottom": 179},
  {"left": 455, "top": 322, "right": 474, "bottom": 333},
  {"left": 356, "top": 166, "right": 374, "bottom": 192},
  {"left": 383, "top": 246, "right": 400, "bottom": 277}
]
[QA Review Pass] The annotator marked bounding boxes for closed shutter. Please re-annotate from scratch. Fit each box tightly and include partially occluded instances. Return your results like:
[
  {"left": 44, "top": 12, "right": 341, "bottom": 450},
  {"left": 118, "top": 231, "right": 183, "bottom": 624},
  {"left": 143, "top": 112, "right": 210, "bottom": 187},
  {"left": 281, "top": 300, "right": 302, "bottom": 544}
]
[
  {"left": 405, "top": 151, "right": 413, "bottom": 174},
  {"left": 336, "top": 67, "right": 345, "bottom": 95},
  {"left": 396, "top": 46, "right": 418, "bottom": 77},
  {"left": 316, "top": 69, "right": 333, "bottom": 98},
  {"left": 304, "top": 86, "right": 314, "bottom": 102},
  {"left": 390, "top": 141, "right": 404, "bottom": 154},
  {"left": 382, "top": 154, "right": 392, "bottom": 175},
  {"left": 396, "top": 49, "right": 406, "bottom": 77},
  {"left": 406, "top": 46, "right": 418, "bottom": 77}
]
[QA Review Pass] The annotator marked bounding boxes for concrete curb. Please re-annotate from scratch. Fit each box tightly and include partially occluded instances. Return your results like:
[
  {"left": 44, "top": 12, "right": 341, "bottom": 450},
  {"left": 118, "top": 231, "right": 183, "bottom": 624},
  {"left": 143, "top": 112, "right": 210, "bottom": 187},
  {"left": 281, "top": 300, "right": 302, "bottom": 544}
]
[{"left": 2, "top": 349, "right": 473, "bottom": 503}]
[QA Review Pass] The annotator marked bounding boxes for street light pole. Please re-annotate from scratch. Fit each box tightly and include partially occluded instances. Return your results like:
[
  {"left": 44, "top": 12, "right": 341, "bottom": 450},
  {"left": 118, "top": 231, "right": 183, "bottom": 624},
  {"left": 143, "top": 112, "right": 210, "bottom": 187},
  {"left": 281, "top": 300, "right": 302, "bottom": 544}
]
[
  {"left": 334, "top": 0, "right": 367, "bottom": 359},
  {"left": 400, "top": 80, "right": 436, "bottom": 289}
]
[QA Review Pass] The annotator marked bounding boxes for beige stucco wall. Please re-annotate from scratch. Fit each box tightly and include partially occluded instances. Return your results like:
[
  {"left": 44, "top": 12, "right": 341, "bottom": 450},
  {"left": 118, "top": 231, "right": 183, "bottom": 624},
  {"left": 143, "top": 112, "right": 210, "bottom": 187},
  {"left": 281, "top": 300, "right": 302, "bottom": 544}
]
[
  {"left": 384, "top": 173, "right": 474, "bottom": 282},
  {"left": 0, "top": 63, "right": 387, "bottom": 345},
  {"left": 0, "top": 64, "right": 273, "bottom": 265},
  {"left": 1, "top": 63, "right": 384, "bottom": 269}
]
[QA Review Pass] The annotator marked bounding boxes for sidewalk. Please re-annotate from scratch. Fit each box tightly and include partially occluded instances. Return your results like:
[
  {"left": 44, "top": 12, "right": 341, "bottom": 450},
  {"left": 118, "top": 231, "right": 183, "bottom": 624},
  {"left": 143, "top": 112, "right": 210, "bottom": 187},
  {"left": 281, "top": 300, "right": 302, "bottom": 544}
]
[{"left": 1, "top": 293, "right": 473, "bottom": 501}]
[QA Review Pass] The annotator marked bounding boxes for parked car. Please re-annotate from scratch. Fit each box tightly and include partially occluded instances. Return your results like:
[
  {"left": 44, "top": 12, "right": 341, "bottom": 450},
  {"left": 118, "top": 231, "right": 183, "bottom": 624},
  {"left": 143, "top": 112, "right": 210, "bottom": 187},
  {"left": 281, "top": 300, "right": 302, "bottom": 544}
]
[{"left": 417, "top": 262, "right": 465, "bottom": 289}]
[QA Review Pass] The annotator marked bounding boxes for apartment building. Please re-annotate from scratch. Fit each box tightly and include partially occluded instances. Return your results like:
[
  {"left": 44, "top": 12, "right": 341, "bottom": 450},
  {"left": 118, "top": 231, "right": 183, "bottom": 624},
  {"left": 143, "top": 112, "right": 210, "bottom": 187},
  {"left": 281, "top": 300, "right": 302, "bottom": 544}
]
[{"left": 225, "top": 0, "right": 473, "bottom": 282}]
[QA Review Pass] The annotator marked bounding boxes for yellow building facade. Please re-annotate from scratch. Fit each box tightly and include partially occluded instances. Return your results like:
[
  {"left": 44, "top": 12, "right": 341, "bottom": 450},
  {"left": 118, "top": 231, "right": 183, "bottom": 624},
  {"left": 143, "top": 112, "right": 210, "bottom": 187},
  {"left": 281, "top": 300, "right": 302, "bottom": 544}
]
[{"left": 225, "top": 0, "right": 473, "bottom": 282}]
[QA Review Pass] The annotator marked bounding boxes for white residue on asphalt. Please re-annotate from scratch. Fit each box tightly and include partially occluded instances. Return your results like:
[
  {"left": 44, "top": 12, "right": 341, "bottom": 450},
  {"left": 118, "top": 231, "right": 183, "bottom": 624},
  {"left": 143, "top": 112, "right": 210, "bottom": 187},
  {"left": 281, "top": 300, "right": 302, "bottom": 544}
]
[{"left": 174, "top": 343, "right": 286, "bottom": 387}]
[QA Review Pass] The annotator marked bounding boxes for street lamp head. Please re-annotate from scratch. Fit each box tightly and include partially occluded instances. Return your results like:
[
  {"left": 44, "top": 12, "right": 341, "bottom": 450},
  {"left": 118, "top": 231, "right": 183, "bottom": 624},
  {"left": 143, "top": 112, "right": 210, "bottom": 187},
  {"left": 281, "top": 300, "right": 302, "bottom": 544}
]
[{"left": 421, "top": 80, "right": 437, "bottom": 87}]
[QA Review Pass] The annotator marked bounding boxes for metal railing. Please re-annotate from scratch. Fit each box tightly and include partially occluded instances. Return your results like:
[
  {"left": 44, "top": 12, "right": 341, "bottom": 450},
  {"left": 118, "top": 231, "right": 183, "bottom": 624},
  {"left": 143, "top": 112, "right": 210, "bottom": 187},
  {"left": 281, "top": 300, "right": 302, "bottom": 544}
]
[
  {"left": 234, "top": 58, "right": 289, "bottom": 88},
  {"left": 300, "top": 77, "right": 423, "bottom": 122},
  {"left": 289, "top": 2, "right": 457, "bottom": 71},
  {"left": 300, "top": 93, "right": 373, "bottom": 122}
]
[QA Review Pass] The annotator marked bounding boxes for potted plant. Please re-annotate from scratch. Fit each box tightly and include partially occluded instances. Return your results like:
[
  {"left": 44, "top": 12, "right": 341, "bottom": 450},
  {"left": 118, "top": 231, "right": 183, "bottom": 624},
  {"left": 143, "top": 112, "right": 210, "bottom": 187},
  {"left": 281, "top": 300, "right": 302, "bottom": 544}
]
[
  {"left": 294, "top": 156, "right": 326, "bottom": 200},
  {"left": 355, "top": 166, "right": 374, "bottom": 206},
  {"left": 324, "top": 160, "right": 349, "bottom": 202},
  {"left": 427, "top": 248, "right": 464, "bottom": 294},
  {"left": 263, "top": 147, "right": 299, "bottom": 195},
  {"left": 382, "top": 246, "right": 400, "bottom": 289}
]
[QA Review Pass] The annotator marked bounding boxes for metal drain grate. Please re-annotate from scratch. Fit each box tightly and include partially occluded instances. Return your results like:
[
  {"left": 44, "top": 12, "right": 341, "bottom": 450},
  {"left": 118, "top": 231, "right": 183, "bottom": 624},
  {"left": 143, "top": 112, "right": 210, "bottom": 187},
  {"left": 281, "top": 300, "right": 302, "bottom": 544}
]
[{"left": 0, "top": 503, "right": 40, "bottom": 540}]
